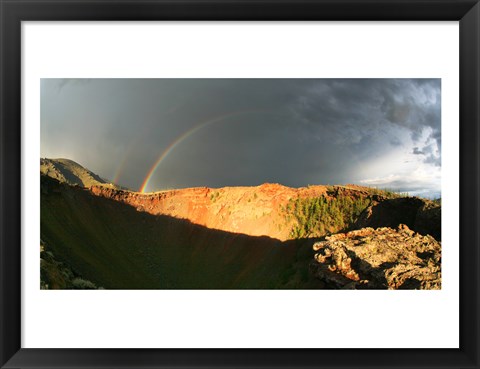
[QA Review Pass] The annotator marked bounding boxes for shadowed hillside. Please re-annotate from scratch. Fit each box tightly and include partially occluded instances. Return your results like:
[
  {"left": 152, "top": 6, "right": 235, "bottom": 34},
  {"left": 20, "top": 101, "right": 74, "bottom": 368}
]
[{"left": 41, "top": 175, "right": 323, "bottom": 289}]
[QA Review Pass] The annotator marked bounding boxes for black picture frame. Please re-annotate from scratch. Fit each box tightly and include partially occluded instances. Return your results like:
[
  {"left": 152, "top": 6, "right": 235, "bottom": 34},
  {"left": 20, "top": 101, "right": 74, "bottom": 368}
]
[{"left": 1, "top": 1, "right": 479, "bottom": 368}]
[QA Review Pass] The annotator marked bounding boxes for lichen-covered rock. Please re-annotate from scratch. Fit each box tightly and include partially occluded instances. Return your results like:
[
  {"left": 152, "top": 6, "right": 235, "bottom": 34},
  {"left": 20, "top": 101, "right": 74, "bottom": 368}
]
[{"left": 311, "top": 224, "right": 441, "bottom": 289}]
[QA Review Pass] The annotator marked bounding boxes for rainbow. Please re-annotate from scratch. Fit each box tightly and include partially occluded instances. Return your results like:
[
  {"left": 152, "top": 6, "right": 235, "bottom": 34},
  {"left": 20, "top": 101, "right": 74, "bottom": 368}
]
[
  {"left": 111, "top": 102, "right": 182, "bottom": 186},
  {"left": 139, "top": 110, "right": 270, "bottom": 193},
  {"left": 112, "top": 138, "right": 142, "bottom": 185}
]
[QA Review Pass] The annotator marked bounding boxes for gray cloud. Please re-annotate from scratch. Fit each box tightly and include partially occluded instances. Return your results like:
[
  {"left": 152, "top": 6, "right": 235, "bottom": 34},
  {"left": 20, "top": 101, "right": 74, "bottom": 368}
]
[
  {"left": 361, "top": 173, "right": 441, "bottom": 199},
  {"left": 41, "top": 79, "right": 441, "bottom": 197},
  {"left": 412, "top": 141, "right": 440, "bottom": 167}
]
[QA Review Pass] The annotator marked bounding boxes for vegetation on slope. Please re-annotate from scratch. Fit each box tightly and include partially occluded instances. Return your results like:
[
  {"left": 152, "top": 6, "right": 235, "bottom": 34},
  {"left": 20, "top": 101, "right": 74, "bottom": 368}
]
[
  {"left": 284, "top": 186, "right": 435, "bottom": 241},
  {"left": 286, "top": 194, "right": 371, "bottom": 239}
]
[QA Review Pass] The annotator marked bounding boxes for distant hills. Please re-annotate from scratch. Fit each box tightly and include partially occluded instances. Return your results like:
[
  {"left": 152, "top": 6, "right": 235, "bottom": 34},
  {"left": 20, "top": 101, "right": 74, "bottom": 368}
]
[
  {"left": 41, "top": 158, "right": 125, "bottom": 190},
  {"left": 40, "top": 158, "right": 441, "bottom": 290}
]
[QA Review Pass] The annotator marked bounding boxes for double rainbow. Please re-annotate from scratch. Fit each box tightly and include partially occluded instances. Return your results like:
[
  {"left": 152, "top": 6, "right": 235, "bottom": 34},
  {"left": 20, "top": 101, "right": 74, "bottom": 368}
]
[
  {"left": 110, "top": 102, "right": 182, "bottom": 186},
  {"left": 139, "top": 110, "right": 270, "bottom": 193}
]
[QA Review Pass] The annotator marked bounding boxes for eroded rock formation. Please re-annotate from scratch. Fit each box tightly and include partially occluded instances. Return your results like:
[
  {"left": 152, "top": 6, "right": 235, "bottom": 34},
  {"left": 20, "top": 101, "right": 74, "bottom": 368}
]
[{"left": 311, "top": 225, "right": 441, "bottom": 289}]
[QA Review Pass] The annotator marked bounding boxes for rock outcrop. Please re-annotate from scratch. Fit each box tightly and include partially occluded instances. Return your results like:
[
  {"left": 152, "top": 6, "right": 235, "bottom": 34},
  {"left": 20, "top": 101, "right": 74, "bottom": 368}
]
[
  {"left": 41, "top": 240, "right": 102, "bottom": 289},
  {"left": 311, "top": 225, "right": 441, "bottom": 289}
]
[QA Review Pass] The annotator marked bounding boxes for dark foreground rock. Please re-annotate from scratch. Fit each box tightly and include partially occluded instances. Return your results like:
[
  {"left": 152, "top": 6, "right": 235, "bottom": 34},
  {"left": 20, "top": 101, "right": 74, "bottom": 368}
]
[
  {"left": 41, "top": 240, "right": 102, "bottom": 290},
  {"left": 311, "top": 225, "right": 441, "bottom": 289}
]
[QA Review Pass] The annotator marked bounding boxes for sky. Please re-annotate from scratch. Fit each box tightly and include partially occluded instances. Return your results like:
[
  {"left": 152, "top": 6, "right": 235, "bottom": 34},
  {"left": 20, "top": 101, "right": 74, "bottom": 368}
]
[{"left": 40, "top": 79, "right": 441, "bottom": 198}]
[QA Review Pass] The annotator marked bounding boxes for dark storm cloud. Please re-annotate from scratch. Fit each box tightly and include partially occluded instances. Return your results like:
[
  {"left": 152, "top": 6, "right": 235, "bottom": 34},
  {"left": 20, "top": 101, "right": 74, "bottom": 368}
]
[
  {"left": 288, "top": 79, "right": 440, "bottom": 158},
  {"left": 283, "top": 81, "right": 416, "bottom": 148},
  {"left": 412, "top": 143, "right": 440, "bottom": 167},
  {"left": 41, "top": 79, "right": 441, "bottom": 196}
]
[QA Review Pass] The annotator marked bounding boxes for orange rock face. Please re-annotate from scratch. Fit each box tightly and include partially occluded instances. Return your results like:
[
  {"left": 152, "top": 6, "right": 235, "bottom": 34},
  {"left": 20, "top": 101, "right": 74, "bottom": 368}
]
[{"left": 89, "top": 183, "right": 330, "bottom": 240}]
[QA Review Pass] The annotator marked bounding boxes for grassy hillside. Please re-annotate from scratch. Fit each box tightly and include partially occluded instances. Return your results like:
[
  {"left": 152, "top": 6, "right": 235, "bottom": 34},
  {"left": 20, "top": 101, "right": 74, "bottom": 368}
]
[{"left": 286, "top": 194, "right": 371, "bottom": 238}]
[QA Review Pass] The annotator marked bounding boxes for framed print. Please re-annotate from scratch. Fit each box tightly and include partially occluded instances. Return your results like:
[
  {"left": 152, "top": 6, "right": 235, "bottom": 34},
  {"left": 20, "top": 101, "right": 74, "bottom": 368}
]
[{"left": 1, "top": 0, "right": 479, "bottom": 368}]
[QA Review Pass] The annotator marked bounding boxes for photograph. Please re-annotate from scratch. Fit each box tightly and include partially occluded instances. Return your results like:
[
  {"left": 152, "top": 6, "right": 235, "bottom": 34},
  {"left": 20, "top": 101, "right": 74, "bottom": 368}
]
[
  {"left": 40, "top": 78, "right": 442, "bottom": 290},
  {"left": 2, "top": 0, "right": 477, "bottom": 366}
]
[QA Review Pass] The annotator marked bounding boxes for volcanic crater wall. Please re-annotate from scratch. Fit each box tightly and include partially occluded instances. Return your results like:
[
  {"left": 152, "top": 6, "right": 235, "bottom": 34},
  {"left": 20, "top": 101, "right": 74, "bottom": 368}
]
[
  {"left": 89, "top": 183, "right": 330, "bottom": 240},
  {"left": 89, "top": 184, "right": 441, "bottom": 242}
]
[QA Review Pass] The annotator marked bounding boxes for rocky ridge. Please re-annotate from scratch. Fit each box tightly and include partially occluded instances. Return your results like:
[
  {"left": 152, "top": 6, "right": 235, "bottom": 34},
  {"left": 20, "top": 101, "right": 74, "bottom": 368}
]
[
  {"left": 89, "top": 183, "right": 330, "bottom": 240},
  {"left": 41, "top": 158, "right": 120, "bottom": 189},
  {"left": 88, "top": 183, "right": 441, "bottom": 243}
]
